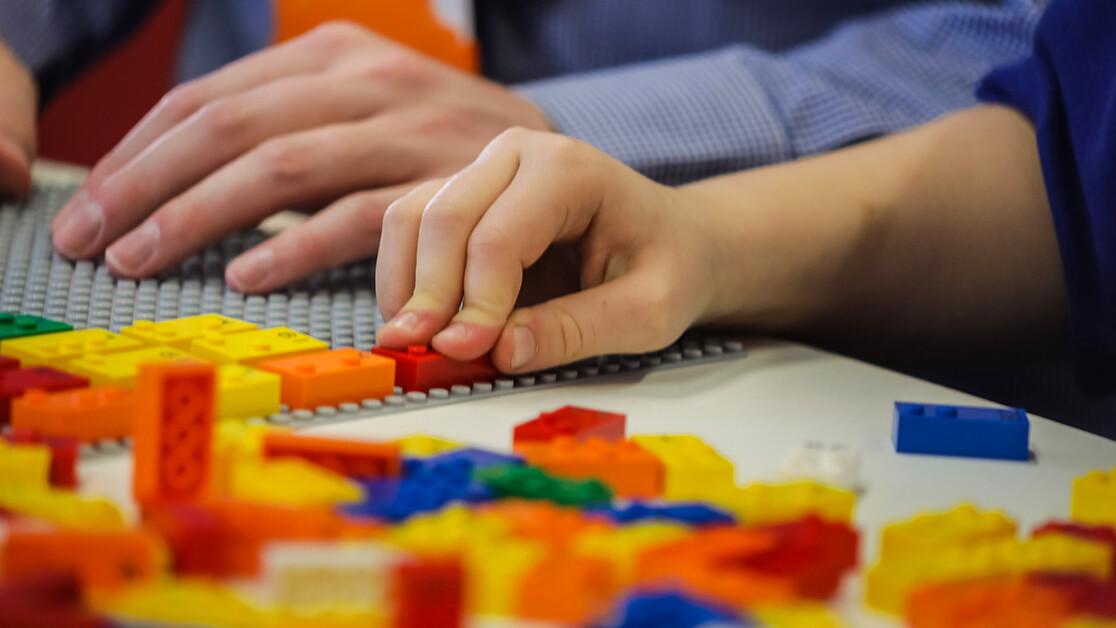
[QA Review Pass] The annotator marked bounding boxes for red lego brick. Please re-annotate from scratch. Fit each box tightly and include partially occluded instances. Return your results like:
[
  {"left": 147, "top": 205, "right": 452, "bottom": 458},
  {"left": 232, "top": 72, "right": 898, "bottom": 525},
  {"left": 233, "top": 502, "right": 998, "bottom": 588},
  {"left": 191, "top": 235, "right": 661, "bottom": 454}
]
[
  {"left": 257, "top": 348, "right": 395, "bottom": 409},
  {"left": 515, "top": 436, "right": 663, "bottom": 498},
  {"left": 393, "top": 557, "right": 465, "bottom": 628},
  {"left": 0, "top": 571, "right": 112, "bottom": 628},
  {"left": 744, "top": 516, "right": 860, "bottom": 599},
  {"left": 132, "top": 362, "right": 216, "bottom": 504},
  {"left": 513, "top": 406, "right": 627, "bottom": 445},
  {"left": 3, "top": 429, "right": 80, "bottom": 489},
  {"left": 369, "top": 345, "right": 497, "bottom": 392},
  {"left": 1, "top": 527, "right": 160, "bottom": 591},
  {"left": 11, "top": 386, "right": 135, "bottom": 443},
  {"left": 0, "top": 355, "right": 18, "bottom": 371},
  {"left": 1033, "top": 521, "right": 1116, "bottom": 578},
  {"left": 262, "top": 432, "right": 402, "bottom": 479},
  {"left": 0, "top": 367, "right": 89, "bottom": 426}
]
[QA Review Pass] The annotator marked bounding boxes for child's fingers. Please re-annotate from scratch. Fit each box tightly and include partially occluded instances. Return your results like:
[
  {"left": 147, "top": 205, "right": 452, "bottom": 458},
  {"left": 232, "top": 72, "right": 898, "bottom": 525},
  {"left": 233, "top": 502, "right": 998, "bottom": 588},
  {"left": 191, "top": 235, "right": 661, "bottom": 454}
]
[{"left": 375, "top": 179, "right": 445, "bottom": 327}]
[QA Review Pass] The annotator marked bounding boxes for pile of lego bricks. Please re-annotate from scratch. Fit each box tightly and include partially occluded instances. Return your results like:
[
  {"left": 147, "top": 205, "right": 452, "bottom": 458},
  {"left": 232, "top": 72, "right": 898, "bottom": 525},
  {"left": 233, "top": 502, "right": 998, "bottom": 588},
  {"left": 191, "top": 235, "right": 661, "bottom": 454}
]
[{"left": 0, "top": 312, "right": 745, "bottom": 457}]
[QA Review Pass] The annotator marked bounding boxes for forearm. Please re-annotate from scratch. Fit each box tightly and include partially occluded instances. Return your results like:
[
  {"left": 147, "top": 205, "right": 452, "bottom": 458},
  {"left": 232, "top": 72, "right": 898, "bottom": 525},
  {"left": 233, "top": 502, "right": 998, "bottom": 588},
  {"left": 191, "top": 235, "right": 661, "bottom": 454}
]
[{"left": 688, "top": 105, "right": 1066, "bottom": 355}]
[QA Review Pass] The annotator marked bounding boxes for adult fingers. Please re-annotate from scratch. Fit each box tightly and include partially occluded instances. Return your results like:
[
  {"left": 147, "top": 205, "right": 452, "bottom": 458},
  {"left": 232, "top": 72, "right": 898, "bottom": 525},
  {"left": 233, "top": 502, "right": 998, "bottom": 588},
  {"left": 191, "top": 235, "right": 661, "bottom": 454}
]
[
  {"left": 226, "top": 184, "right": 410, "bottom": 293},
  {"left": 53, "top": 75, "right": 391, "bottom": 258},
  {"left": 374, "top": 179, "right": 445, "bottom": 327},
  {"left": 0, "top": 41, "right": 37, "bottom": 197}
]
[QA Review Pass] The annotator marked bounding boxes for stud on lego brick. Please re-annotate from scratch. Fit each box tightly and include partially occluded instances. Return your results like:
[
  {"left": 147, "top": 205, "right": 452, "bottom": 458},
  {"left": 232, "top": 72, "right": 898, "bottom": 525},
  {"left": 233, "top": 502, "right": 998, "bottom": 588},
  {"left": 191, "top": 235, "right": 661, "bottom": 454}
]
[
  {"left": 0, "top": 366, "right": 89, "bottom": 426},
  {"left": 893, "top": 401, "right": 1030, "bottom": 461},
  {"left": 189, "top": 327, "right": 328, "bottom": 366},
  {"left": 0, "top": 313, "right": 72, "bottom": 343},
  {"left": 262, "top": 432, "right": 402, "bottom": 479},
  {"left": 257, "top": 348, "right": 395, "bottom": 409},
  {"left": 631, "top": 435, "right": 735, "bottom": 501},
  {"left": 515, "top": 436, "right": 664, "bottom": 498},
  {"left": 514, "top": 405, "right": 627, "bottom": 445},
  {"left": 66, "top": 346, "right": 200, "bottom": 388},
  {"left": 216, "top": 364, "right": 281, "bottom": 420},
  {"left": 122, "top": 314, "right": 256, "bottom": 350},
  {"left": 0, "top": 328, "right": 142, "bottom": 368},
  {"left": 12, "top": 386, "right": 135, "bottom": 442},
  {"left": 1071, "top": 468, "right": 1116, "bottom": 527},
  {"left": 132, "top": 362, "right": 217, "bottom": 504},
  {"left": 370, "top": 345, "right": 498, "bottom": 392}
]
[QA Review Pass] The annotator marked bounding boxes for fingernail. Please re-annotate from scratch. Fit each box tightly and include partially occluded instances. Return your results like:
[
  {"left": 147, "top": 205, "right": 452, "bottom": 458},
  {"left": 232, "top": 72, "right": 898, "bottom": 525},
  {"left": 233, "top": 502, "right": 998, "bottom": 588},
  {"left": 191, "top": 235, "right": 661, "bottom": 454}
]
[
  {"left": 435, "top": 322, "right": 468, "bottom": 344},
  {"left": 510, "top": 326, "right": 536, "bottom": 370},
  {"left": 106, "top": 221, "right": 159, "bottom": 273},
  {"left": 385, "top": 311, "right": 420, "bottom": 334},
  {"left": 228, "top": 249, "right": 273, "bottom": 291},
  {"left": 54, "top": 197, "right": 104, "bottom": 256}
]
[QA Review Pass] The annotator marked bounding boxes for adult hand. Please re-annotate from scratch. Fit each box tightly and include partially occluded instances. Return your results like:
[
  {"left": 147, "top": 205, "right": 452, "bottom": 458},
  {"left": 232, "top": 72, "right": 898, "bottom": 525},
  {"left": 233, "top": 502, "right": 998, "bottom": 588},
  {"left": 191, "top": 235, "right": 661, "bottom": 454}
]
[
  {"left": 375, "top": 128, "right": 732, "bottom": 373},
  {"left": 49, "top": 21, "right": 552, "bottom": 291},
  {"left": 0, "top": 40, "right": 38, "bottom": 198}
]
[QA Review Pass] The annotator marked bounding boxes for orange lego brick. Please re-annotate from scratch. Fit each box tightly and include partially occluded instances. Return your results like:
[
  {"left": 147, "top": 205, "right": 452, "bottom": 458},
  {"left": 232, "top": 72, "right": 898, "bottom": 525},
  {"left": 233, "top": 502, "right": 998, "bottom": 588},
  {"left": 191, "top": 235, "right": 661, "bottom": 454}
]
[
  {"left": 515, "top": 554, "right": 617, "bottom": 625},
  {"left": 514, "top": 437, "right": 663, "bottom": 498},
  {"left": 906, "top": 576, "right": 1074, "bottom": 628},
  {"left": 479, "top": 500, "right": 612, "bottom": 549},
  {"left": 262, "top": 432, "right": 402, "bottom": 479},
  {"left": 132, "top": 362, "right": 217, "bottom": 504},
  {"left": 11, "top": 387, "right": 135, "bottom": 442},
  {"left": 257, "top": 348, "right": 395, "bottom": 410},
  {"left": 0, "top": 526, "right": 162, "bottom": 591}
]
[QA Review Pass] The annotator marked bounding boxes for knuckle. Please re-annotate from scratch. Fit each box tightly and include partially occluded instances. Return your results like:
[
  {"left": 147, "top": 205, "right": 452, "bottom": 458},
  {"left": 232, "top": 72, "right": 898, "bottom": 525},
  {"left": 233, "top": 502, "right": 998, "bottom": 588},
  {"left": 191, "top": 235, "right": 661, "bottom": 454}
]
[
  {"left": 405, "top": 103, "right": 468, "bottom": 136},
  {"left": 535, "top": 133, "right": 584, "bottom": 166},
  {"left": 551, "top": 303, "right": 592, "bottom": 363},
  {"left": 381, "top": 196, "right": 422, "bottom": 233},
  {"left": 465, "top": 227, "right": 510, "bottom": 262},
  {"left": 305, "top": 20, "right": 367, "bottom": 54},
  {"left": 349, "top": 49, "right": 426, "bottom": 86},
  {"left": 195, "top": 98, "right": 247, "bottom": 138},
  {"left": 254, "top": 138, "right": 313, "bottom": 185},
  {"left": 158, "top": 83, "right": 204, "bottom": 120}
]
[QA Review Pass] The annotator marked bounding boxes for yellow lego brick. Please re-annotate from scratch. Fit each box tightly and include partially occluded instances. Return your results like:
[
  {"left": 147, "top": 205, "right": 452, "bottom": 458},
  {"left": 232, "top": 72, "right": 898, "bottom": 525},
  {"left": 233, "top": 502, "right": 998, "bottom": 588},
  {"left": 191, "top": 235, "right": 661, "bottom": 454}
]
[
  {"left": 576, "top": 521, "right": 690, "bottom": 583},
  {"left": 218, "top": 364, "right": 282, "bottom": 420},
  {"left": 66, "top": 346, "right": 201, "bottom": 387},
  {"left": 754, "top": 603, "right": 849, "bottom": 628},
  {"left": 466, "top": 539, "right": 545, "bottom": 616},
  {"left": 864, "top": 534, "right": 1112, "bottom": 615},
  {"left": 387, "top": 505, "right": 511, "bottom": 555},
  {"left": 0, "top": 484, "right": 124, "bottom": 529},
  {"left": 229, "top": 458, "right": 363, "bottom": 508},
  {"left": 93, "top": 578, "right": 283, "bottom": 628},
  {"left": 0, "top": 328, "right": 143, "bottom": 368},
  {"left": 1071, "top": 467, "right": 1116, "bottom": 527},
  {"left": 391, "top": 434, "right": 464, "bottom": 457},
  {"left": 713, "top": 481, "right": 856, "bottom": 525},
  {"left": 0, "top": 440, "right": 51, "bottom": 488},
  {"left": 879, "top": 504, "right": 1016, "bottom": 562},
  {"left": 631, "top": 434, "right": 735, "bottom": 500},
  {"left": 190, "top": 327, "right": 328, "bottom": 366},
  {"left": 121, "top": 314, "right": 257, "bottom": 350}
]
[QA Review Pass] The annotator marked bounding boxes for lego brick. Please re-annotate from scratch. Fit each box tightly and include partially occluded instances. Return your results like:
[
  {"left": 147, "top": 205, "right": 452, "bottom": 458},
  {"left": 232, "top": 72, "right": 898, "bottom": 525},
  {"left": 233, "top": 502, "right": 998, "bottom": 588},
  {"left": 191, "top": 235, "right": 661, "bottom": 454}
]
[
  {"left": 3, "top": 430, "right": 80, "bottom": 489},
  {"left": 132, "top": 362, "right": 217, "bottom": 504},
  {"left": 261, "top": 540, "right": 395, "bottom": 617},
  {"left": 141, "top": 502, "right": 227, "bottom": 577},
  {"left": 66, "top": 346, "right": 200, "bottom": 388},
  {"left": 0, "top": 484, "right": 124, "bottom": 528},
  {"left": 475, "top": 464, "right": 612, "bottom": 506},
  {"left": 587, "top": 501, "right": 735, "bottom": 527},
  {"left": 385, "top": 505, "right": 512, "bottom": 556},
  {"left": 606, "top": 591, "right": 741, "bottom": 628},
  {"left": 515, "top": 436, "right": 664, "bottom": 498},
  {"left": 575, "top": 522, "right": 692, "bottom": 584},
  {"left": 466, "top": 539, "right": 545, "bottom": 616},
  {"left": 1071, "top": 468, "right": 1116, "bottom": 527},
  {"left": 514, "top": 405, "right": 627, "bottom": 445},
  {"left": 0, "top": 572, "right": 113, "bottom": 628},
  {"left": 0, "top": 328, "right": 142, "bottom": 368},
  {"left": 215, "top": 364, "right": 281, "bottom": 420},
  {"left": 880, "top": 504, "right": 1017, "bottom": 562},
  {"left": 515, "top": 554, "right": 616, "bottom": 625},
  {"left": 0, "top": 366, "right": 89, "bottom": 426},
  {"left": 631, "top": 434, "right": 735, "bottom": 500},
  {"left": 753, "top": 603, "right": 848, "bottom": 628},
  {"left": 345, "top": 459, "right": 492, "bottom": 523},
  {"left": 189, "top": 326, "right": 328, "bottom": 366},
  {"left": 478, "top": 499, "right": 610, "bottom": 548},
  {"left": 0, "top": 355, "right": 20, "bottom": 370},
  {"left": 716, "top": 482, "right": 857, "bottom": 526},
  {"left": 0, "top": 312, "right": 72, "bottom": 343},
  {"left": 1033, "top": 521, "right": 1116, "bottom": 576},
  {"left": 776, "top": 442, "right": 861, "bottom": 489},
  {"left": 893, "top": 401, "right": 1030, "bottom": 461},
  {"left": 744, "top": 516, "right": 859, "bottom": 599},
  {"left": 0, "top": 439, "right": 51, "bottom": 488},
  {"left": 121, "top": 314, "right": 257, "bottom": 350},
  {"left": 427, "top": 446, "right": 524, "bottom": 470},
  {"left": 95, "top": 577, "right": 278, "bottom": 627},
  {"left": 392, "top": 434, "right": 463, "bottom": 457},
  {"left": 370, "top": 344, "right": 498, "bottom": 392},
  {"left": 228, "top": 458, "right": 364, "bottom": 508},
  {"left": 258, "top": 348, "right": 395, "bottom": 409},
  {"left": 11, "top": 386, "right": 135, "bottom": 442},
  {"left": 1, "top": 527, "right": 161, "bottom": 591},
  {"left": 393, "top": 556, "right": 465, "bottom": 628},
  {"left": 905, "top": 576, "right": 1077, "bottom": 628},
  {"left": 262, "top": 432, "right": 402, "bottom": 478}
]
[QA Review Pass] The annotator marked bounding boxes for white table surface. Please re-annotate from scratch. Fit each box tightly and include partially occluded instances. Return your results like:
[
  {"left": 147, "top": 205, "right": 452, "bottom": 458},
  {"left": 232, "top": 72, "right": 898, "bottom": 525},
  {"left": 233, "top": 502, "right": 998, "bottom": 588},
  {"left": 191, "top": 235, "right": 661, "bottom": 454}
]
[{"left": 77, "top": 338, "right": 1116, "bottom": 627}]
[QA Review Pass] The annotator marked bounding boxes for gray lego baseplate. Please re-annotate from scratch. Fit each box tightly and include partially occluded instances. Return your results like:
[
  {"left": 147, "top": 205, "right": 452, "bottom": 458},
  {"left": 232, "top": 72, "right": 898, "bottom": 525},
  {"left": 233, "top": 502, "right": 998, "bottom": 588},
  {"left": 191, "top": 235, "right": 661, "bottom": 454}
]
[{"left": 1, "top": 178, "right": 747, "bottom": 457}]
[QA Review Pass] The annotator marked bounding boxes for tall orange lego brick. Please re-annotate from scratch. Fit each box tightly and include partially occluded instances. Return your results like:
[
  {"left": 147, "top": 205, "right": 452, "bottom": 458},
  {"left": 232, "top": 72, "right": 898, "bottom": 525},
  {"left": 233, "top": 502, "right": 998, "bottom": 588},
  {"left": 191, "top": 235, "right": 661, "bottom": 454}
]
[{"left": 133, "top": 362, "right": 216, "bottom": 504}]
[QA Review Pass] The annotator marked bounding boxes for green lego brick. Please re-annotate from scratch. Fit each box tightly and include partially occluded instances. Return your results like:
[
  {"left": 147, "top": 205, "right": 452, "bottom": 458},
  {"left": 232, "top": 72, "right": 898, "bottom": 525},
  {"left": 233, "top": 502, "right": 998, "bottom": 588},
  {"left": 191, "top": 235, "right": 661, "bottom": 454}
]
[
  {"left": 0, "top": 313, "right": 73, "bottom": 343},
  {"left": 475, "top": 464, "right": 612, "bottom": 506}
]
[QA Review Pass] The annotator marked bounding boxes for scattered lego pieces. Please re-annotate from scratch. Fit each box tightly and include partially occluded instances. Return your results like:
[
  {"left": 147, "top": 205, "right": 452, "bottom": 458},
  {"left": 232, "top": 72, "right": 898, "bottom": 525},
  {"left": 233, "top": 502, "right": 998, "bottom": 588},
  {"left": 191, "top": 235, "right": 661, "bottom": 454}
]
[
  {"left": 216, "top": 364, "right": 281, "bottom": 420},
  {"left": 262, "top": 432, "right": 402, "bottom": 479},
  {"left": 514, "top": 405, "right": 627, "bottom": 445},
  {"left": 258, "top": 348, "right": 395, "bottom": 410},
  {"left": 0, "top": 366, "right": 89, "bottom": 426},
  {"left": 776, "top": 442, "right": 861, "bottom": 489},
  {"left": 0, "top": 328, "right": 142, "bottom": 368},
  {"left": 1071, "top": 467, "right": 1116, "bottom": 527},
  {"left": 631, "top": 435, "right": 735, "bottom": 501},
  {"left": 893, "top": 401, "right": 1030, "bottom": 461},
  {"left": 189, "top": 326, "right": 328, "bottom": 366},
  {"left": 476, "top": 464, "right": 613, "bottom": 506},
  {"left": 11, "top": 386, "right": 135, "bottom": 442},
  {"left": 370, "top": 344, "right": 497, "bottom": 392},
  {"left": 0, "top": 312, "right": 72, "bottom": 343},
  {"left": 121, "top": 314, "right": 257, "bottom": 350}
]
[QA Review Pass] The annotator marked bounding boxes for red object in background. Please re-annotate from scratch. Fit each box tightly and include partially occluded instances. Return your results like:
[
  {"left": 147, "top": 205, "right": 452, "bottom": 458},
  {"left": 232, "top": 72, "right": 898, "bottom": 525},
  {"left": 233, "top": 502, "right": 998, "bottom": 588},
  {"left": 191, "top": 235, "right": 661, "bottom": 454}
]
[
  {"left": 37, "top": 0, "right": 191, "bottom": 167},
  {"left": 370, "top": 345, "right": 498, "bottom": 392},
  {"left": 513, "top": 406, "right": 627, "bottom": 445}
]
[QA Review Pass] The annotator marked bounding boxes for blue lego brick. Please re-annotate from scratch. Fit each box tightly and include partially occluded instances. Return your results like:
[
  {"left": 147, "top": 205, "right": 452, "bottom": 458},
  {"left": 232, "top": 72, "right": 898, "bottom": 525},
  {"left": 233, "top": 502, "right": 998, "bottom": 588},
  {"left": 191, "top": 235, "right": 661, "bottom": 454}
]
[
  {"left": 587, "top": 502, "right": 735, "bottom": 527},
  {"left": 343, "top": 458, "right": 493, "bottom": 522},
  {"left": 599, "top": 591, "right": 747, "bottom": 628},
  {"left": 893, "top": 401, "right": 1030, "bottom": 461},
  {"left": 427, "top": 447, "right": 524, "bottom": 471}
]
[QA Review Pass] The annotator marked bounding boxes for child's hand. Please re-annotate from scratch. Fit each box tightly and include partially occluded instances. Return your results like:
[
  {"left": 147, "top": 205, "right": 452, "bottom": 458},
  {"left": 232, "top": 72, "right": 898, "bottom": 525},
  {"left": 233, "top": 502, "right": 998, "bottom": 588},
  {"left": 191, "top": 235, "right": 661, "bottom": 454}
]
[{"left": 375, "top": 128, "right": 729, "bottom": 373}]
